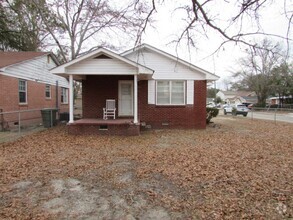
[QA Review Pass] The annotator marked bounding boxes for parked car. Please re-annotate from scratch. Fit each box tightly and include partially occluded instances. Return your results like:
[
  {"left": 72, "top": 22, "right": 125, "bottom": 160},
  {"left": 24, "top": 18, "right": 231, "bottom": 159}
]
[
  {"left": 207, "top": 102, "right": 216, "bottom": 108},
  {"left": 224, "top": 105, "right": 232, "bottom": 114},
  {"left": 224, "top": 104, "right": 249, "bottom": 117}
]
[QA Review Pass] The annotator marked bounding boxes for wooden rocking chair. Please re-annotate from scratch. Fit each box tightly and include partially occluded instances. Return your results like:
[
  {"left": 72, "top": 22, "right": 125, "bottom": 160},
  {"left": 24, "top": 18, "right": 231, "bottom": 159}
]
[{"left": 103, "top": 99, "right": 116, "bottom": 119}]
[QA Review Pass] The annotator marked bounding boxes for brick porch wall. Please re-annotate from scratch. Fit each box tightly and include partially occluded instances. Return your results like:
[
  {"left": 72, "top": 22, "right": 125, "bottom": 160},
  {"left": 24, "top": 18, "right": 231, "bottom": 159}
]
[
  {"left": 82, "top": 75, "right": 133, "bottom": 118},
  {"left": 0, "top": 74, "right": 68, "bottom": 124},
  {"left": 138, "top": 80, "right": 207, "bottom": 129},
  {"left": 68, "top": 123, "right": 140, "bottom": 136}
]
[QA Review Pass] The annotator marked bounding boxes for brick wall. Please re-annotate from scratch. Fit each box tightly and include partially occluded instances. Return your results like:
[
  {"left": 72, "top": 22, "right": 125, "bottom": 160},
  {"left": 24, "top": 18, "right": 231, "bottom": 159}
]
[
  {"left": 138, "top": 80, "right": 207, "bottom": 129},
  {"left": 0, "top": 74, "right": 68, "bottom": 124},
  {"left": 82, "top": 76, "right": 207, "bottom": 129},
  {"left": 68, "top": 123, "right": 140, "bottom": 136},
  {"left": 82, "top": 75, "right": 133, "bottom": 118}
]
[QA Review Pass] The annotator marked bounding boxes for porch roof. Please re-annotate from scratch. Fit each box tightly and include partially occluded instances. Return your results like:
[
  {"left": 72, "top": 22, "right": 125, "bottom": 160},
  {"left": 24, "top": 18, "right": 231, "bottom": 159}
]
[{"left": 50, "top": 47, "right": 154, "bottom": 80}]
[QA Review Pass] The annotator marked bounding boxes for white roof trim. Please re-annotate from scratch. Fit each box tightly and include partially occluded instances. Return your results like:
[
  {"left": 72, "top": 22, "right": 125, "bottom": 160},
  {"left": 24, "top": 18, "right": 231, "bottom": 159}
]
[
  {"left": 50, "top": 47, "right": 154, "bottom": 75},
  {"left": 121, "top": 44, "right": 220, "bottom": 81}
]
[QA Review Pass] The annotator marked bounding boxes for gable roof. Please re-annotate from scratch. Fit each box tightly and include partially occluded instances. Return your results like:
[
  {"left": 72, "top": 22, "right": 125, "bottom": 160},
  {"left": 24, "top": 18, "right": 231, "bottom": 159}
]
[
  {"left": 50, "top": 47, "right": 154, "bottom": 76},
  {"left": 121, "top": 44, "right": 220, "bottom": 81},
  {"left": 0, "top": 52, "right": 54, "bottom": 69}
]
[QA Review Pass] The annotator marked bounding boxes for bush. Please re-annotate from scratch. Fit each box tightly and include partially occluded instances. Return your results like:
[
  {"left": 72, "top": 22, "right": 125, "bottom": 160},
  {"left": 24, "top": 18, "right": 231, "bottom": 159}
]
[{"left": 206, "top": 107, "right": 219, "bottom": 124}]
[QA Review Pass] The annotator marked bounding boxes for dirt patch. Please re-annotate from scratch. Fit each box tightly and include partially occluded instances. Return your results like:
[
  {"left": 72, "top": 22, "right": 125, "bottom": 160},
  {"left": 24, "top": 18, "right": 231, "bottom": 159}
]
[{"left": 0, "top": 116, "right": 292, "bottom": 219}]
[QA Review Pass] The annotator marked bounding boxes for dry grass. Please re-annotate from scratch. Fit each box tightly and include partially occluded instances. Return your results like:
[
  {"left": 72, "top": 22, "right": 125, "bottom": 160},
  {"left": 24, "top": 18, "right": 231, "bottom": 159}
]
[{"left": 0, "top": 116, "right": 292, "bottom": 219}]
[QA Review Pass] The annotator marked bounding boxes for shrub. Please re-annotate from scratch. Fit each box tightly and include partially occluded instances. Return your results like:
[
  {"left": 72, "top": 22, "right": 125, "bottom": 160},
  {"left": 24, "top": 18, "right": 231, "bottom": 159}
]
[{"left": 206, "top": 107, "right": 219, "bottom": 124}]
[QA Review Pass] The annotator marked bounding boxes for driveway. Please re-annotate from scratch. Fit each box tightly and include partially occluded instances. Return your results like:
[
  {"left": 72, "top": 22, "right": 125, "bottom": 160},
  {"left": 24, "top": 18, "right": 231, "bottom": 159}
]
[{"left": 0, "top": 117, "right": 292, "bottom": 219}]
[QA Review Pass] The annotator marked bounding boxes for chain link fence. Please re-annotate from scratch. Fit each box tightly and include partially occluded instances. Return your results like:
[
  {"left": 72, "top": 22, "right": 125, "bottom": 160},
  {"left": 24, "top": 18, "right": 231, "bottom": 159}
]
[
  {"left": 0, "top": 108, "right": 62, "bottom": 143},
  {"left": 249, "top": 107, "right": 293, "bottom": 124}
]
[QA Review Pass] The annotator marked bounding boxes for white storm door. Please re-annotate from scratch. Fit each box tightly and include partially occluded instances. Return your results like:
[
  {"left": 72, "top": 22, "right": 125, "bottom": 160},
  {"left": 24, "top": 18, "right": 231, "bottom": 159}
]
[{"left": 118, "top": 81, "right": 133, "bottom": 116}]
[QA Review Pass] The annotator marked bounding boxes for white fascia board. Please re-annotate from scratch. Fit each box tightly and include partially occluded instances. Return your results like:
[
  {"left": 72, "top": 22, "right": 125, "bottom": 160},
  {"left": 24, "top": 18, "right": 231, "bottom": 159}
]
[
  {"left": 122, "top": 44, "right": 220, "bottom": 80},
  {"left": 137, "top": 65, "right": 154, "bottom": 74},
  {"left": 0, "top": 70, "right": 69, "bottom": 88},
  {"left": 50, "top": 47, "right": 154, "bottom": 75},
  {"left": 206, "top": 73, "right": 220, "bottom": 81}
]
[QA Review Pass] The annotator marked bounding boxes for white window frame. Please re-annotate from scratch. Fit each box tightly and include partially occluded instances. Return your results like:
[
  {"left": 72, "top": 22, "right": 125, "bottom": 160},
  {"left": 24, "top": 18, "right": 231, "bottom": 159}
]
[
  {"left": 19, "top": 79, "right": 27, "bottom": 104},
  {"left": 45, "top": 84, "right": 51, "bottom": 99},
  {"left": 156, "top": 80, "right": 186, "bottom": 105},
  {"left": 61, "top": 87, "right": 68, "bottom": 104}
]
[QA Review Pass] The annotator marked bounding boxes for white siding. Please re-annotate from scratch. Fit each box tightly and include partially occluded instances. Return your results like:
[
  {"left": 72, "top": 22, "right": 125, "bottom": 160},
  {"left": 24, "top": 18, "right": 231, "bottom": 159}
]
[
  {"left": 2, "top": 55, "right": 69, "bottom": 88},
  {"left": 148, "top": 80, "right": 155, "bottom": 104},
  {"left": 216, "top": 91, "right": 225, "bottom": 100},
  {"left": 66, "top": 58, "right": 137, "bottom": 75},
  {"left": 125, "top": 49, "right": 206, "bottom": 80},
  {"left": 186, "top": 80, "right": 194, "bottom": 104}
]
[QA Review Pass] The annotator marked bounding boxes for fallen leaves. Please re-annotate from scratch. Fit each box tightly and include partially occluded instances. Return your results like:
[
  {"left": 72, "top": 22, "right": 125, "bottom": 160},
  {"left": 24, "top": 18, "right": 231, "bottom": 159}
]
[{"left": 0, "top": 116, "right": 292, "bottom": 219}]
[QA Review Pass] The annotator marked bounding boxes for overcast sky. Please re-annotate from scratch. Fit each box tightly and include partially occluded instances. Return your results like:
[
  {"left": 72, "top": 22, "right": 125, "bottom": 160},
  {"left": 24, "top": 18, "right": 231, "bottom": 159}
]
[{"left": 137, "top": 1, "right": 292, "bottom": 89}]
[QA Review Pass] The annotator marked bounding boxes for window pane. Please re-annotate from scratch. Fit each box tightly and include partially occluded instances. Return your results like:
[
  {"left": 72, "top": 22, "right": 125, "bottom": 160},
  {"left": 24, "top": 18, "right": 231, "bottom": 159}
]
[
  {"left": 46, "top": 85, "right": 51, "bottom": 98},
  {"left": 61, "top": 88, "right": 68, "bottom": 103},
  {"left": 19, "top": 92, "right": 26, "bottom": 103},
  {"left": 171, "top": 81, "right": 184, "bottom": 104},
  {"left": 19, "top": 80, "right": 26, "bottom": 103},
  {"left": 157, "top": 81, "right": 170, "bottom": 104},
  {"left": 19, "top": 80, "right": 25, "bottom": 91}
]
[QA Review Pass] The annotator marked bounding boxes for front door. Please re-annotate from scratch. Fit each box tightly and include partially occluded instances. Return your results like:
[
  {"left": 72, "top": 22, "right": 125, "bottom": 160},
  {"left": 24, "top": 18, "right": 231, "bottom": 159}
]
[{"left": 118, "top": 81, "right": 133, "bottom": 116}]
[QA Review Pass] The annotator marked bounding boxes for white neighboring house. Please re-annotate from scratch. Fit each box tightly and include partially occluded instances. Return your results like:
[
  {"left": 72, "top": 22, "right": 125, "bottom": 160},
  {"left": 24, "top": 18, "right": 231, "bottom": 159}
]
[{"left": 217, "top": 90, "right": 256, "bottom": 104}]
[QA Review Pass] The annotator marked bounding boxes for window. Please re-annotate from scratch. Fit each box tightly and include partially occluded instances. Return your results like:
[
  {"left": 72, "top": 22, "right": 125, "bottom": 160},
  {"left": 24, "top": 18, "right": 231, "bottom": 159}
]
[
  {"left": 45, "top": 84, "right": 51, "bottom": 99},
  {"left": 156, "top": 81, "right": 185, "bottom": 105},
  {"left": 19, "top": 79, "right": 27, "bottom": 104},
  {"left": 61, "top": 87, "right": 68, "bottom": 104}
]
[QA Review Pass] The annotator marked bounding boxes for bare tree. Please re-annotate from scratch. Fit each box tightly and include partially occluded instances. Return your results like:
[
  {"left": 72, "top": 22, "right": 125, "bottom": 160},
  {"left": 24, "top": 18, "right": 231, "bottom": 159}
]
[
  {"left": 33, "top": 0, "right": 152, "bottom": 61},
  {"left": 232, "top": 39, "right": 284, "bottom": 106},
  {"left": 135, "top": 0, "right": 292, "bottom": 54}
]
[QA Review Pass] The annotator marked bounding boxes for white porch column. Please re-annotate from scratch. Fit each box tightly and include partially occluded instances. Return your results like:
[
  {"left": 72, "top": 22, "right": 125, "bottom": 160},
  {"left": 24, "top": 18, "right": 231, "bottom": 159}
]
[
  {"left": 134, "top": 74, "right": 138, "bottom": 124},
  {"left": 69, "top": 74, "right": 74, "bottom": 123}
]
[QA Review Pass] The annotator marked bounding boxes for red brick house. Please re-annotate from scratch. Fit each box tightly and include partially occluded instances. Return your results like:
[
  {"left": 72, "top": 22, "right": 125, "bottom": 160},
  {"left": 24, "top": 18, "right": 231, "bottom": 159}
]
[
  {"left": 51, "top": 44, "right": 219, "bottom": 135},
  {"left": 0, "top": 52, "right": 69, "bottom": 127}
]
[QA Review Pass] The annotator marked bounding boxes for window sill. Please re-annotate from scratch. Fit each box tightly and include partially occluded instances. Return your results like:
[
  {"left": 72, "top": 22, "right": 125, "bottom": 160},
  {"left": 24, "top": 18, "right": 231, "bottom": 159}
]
[
  {"left": 61, "top": 103, "right": 69, "bottom": 105},
  {"left": 155, "top": 104, "right": 186, "bottom": 108}
]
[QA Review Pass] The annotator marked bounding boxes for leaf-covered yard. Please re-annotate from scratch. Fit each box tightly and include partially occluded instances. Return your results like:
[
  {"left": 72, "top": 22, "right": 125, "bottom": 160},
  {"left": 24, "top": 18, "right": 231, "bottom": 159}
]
[{"left": 0, "top": 116, "right": 292, "bottom": 219}]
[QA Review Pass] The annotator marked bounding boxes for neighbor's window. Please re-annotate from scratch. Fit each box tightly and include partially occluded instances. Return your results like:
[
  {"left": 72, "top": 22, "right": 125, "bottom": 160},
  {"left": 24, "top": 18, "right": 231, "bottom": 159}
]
[
  {"left": 61, "top": 87, "right": 68, "bottom": 104},
  {"left": 19, "top": 79, "right": 27, "bottom": 104},
  {"left": 45, "top": 84, "right": 51, "bottom": 99},
  {"left": 156, "top": 81, "right": 185, "bottom": 105}
]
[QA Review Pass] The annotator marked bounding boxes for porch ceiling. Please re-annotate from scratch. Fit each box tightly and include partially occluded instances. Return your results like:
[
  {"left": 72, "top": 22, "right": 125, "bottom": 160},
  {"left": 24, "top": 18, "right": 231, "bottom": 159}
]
[{"left": 62, "top": 73, "right": 152, "bottom": 82}]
